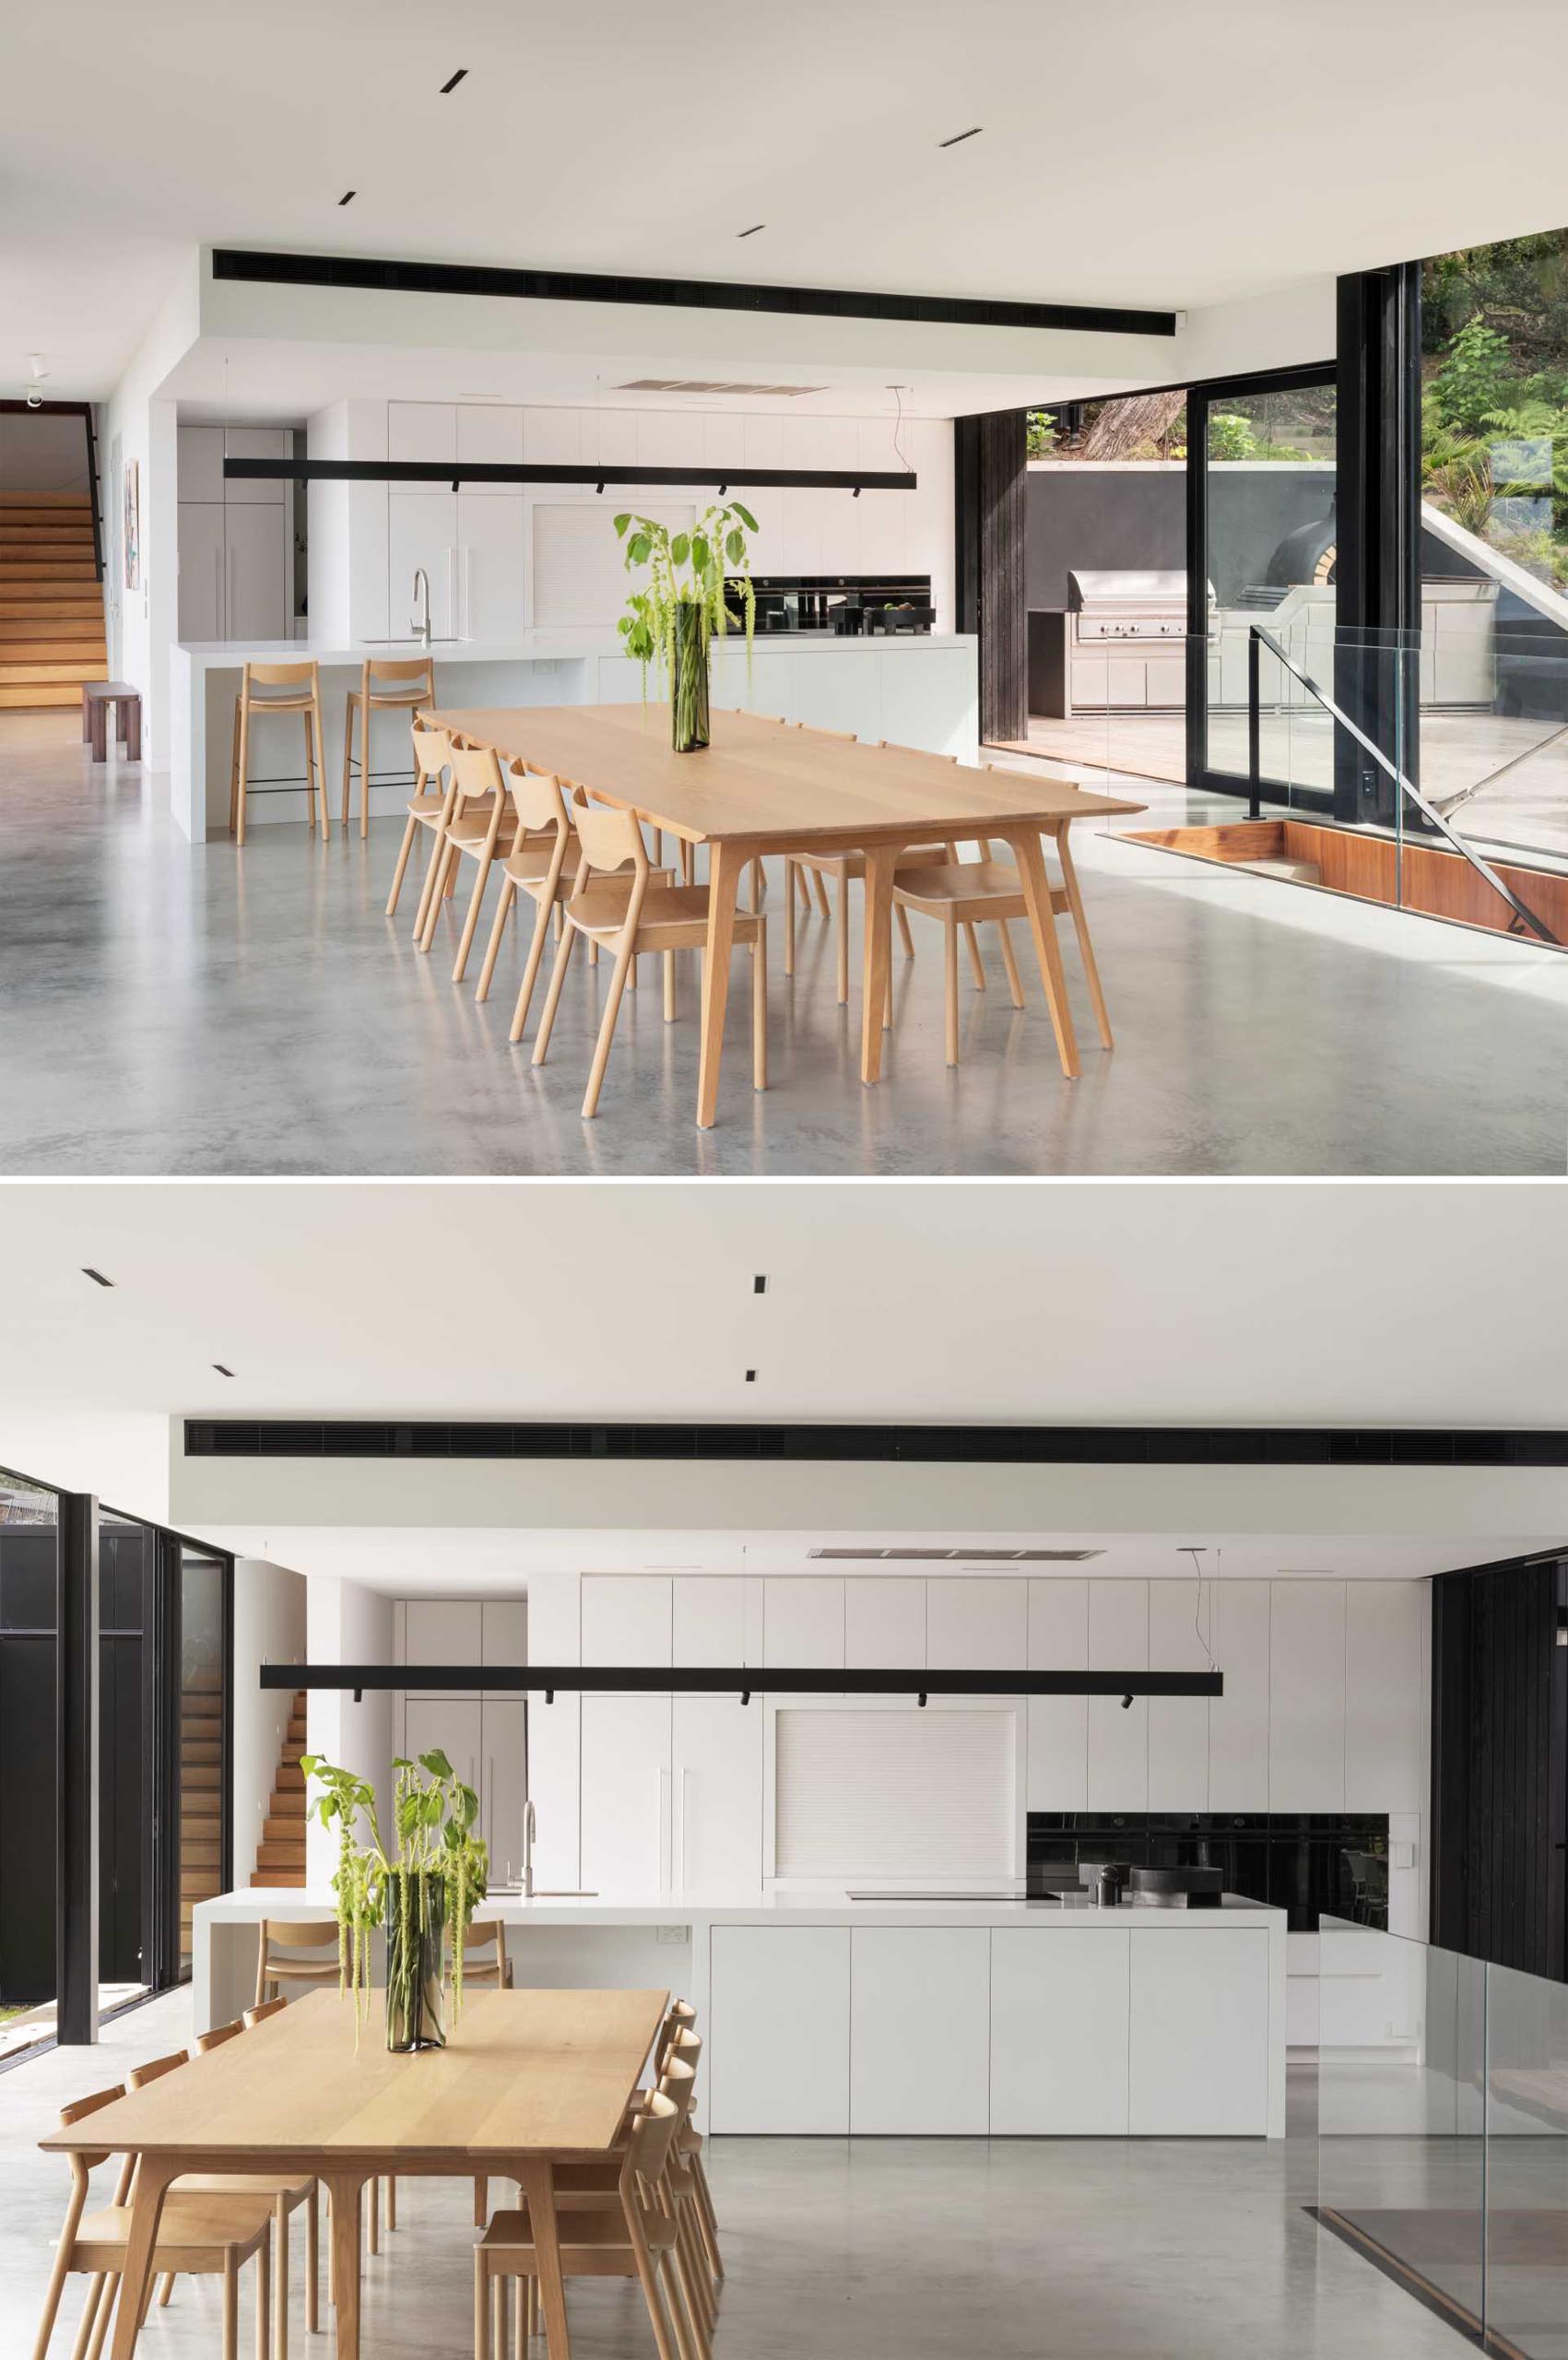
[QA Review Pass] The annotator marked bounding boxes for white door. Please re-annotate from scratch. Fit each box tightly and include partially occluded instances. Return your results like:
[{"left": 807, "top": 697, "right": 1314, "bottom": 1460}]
[
  {"left": 708, "top": 1926, "right": 850, "bottom": 2133},
  {"left": 178, "top": 502, "right": 225, "bottom": 640},
  {"left": 404, "top": 1696, "right": 482, "bottom": 1798},
  {"left": 850, "top": 1929, "right": 989, "bottom": 2132},
  {"left": 458, "top": 495, "right": 527, "bottom": 639},
  {"left": 388, "top": 494, "right": 457, "bottom": 637},
  {"left": 480, "top": 1698, "right": 528, "bottom": 1884},
  {"left": 671, "top": 1695, "right": 762, "bottom": 1896},
  {"left": 579, "top": 1693, "right": 671, "bottom": 1894},
  {"left": 223, "top": 502, "right": 289, "bottom": 643},
  {"left": 403, "top": 1600, "right": 484, "bottom": 1696}
]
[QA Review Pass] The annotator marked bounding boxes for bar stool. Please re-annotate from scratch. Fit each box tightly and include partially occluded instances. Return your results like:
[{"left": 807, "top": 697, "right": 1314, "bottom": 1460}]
[
  {"left": 341, "top": 657, "right": 436, "bottom": 840},
  {"left": 230, "top": 662, "right": 328, "bottom": 845}
]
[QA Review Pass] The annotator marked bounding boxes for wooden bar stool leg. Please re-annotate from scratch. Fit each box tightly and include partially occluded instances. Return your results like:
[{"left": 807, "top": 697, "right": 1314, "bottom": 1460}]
[
  {"left": 359, "top": 692, "right": 371, "bottom": 839},
  {"left": 302, "top": 713, "right": 316, "bottom": 832},
  {"left": 230, "top": 701, "right": 242, "bottom": 836},
  {"left": 340, "top": 693, "right": 355, "bottom": 832},
  {"left": 236, "top": 696, "right": 251, "bottom": 846},
  {"left": 944, "top": 909, "right": 960, "bottom": 1066},
  {"left": 314, "top": 693, "right": 330, "bottom": 835}
]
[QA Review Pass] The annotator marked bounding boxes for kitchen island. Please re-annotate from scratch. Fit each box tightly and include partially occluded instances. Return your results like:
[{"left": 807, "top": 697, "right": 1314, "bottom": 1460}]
[
  {"left": 196, "top": 1888, "right": 1286, "bottom": 2138},
  {"left": 169, "top": 627, "right": 980, "bottom": 843}
]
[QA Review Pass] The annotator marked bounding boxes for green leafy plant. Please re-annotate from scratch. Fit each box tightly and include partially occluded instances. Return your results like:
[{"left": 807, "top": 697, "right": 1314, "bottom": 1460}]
[
  {"left": 301, "top": 1749, "right": 488, "bottom": 2047},
  {"left": 1025, "top": 409, "right": 1058, "bottom": 458},
  {"left": 614, "top": 502, "right": 758, "bottom": 695}
]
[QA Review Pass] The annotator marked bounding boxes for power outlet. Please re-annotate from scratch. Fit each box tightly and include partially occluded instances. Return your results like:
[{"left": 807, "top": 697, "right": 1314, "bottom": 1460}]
[{"left": 655, "top": 1925, "right": 691, "bottom": 1946}]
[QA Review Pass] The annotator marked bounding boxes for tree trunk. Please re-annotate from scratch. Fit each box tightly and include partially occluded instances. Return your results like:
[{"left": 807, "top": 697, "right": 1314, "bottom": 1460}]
[{"left": 1068, "top": 390, "right": 1186, "bottom": 461}]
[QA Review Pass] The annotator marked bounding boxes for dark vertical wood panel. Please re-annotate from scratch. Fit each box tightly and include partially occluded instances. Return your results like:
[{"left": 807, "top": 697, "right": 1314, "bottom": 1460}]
[
  {"left": 977, "top": 409, "right": 1027, "bottom": 744},
  {"left": 1431, "top": 1555, "right": 1566, "bottom": 1982}
]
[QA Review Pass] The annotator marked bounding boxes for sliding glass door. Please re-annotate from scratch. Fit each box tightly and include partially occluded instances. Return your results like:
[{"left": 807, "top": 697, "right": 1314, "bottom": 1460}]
[{"left": 1186, "top": 367, "right": 1339, "bottom": 806}]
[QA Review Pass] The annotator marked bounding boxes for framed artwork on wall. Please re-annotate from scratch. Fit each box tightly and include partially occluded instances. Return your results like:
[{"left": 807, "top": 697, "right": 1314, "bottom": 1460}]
[{"left": 124, "top": 459, "right": 139, "bottom": 591}]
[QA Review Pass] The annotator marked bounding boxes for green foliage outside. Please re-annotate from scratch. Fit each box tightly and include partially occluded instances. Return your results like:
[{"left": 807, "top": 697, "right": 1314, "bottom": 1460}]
[{"left": 1421, "top": 230, "right": 1568, "bottom": 588}]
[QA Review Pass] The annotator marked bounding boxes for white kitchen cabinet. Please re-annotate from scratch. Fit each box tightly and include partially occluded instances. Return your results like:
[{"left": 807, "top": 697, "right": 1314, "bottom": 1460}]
[
  {"left": 582, "top": 1576, "right": 671, "bottom": 1667},
  {"left": 1128, "top": 1929, "right": 1271, "bottom": 2134},
  {"left": 388, "top": 493, "right": 457, "bottom": 636},
  {"left": 672, "top": 1577, "right": 760, "bottom": 1669},
  {"left": 480, "top": 1698, "right": 528, "bottom": 1883},
  {"left": 481, "top": 1600, "right": 527, "bottom": 1690},
  {"left": 1026, "top": 1579, "right": 1088, "bottom": 1811},
  {"left": 456, "top": 404, "right": 527, "bottom": 484},
  {"left": 456, "top": 494, "right": 527, "bottom": 638},
  {"left": 177, "top": 502, "right": 225, "bottom": 640},
  {"left": 762, "top": 1577, "right": 843, "bottom": 1669},
  {"left": 709, "top": 1926, "right": 850, "bottom": 2132},
  {"left": 1269, "top": 1583, "right": 1346, "bottom": 1811},
  {"left": 222, "top": 502, "right": 290, "bottom": 643},
  {"left": 178, "top": 426, "right": 226, "bottom": 504},
  {"left": 1345, "top": 1583, "right": 1425, "bottom": 1813},
  {"left": 1087, "top": 1581, "right": 1149, "bottom": 1811},
  {"left": 671, "top": 1694, "right": 762, "bottom": 1896},
  {"left": 925, "top": 1577, "right": 1027, "bottom": 1670},
  {"left": 403, "top": 1600, "right": 484, "bottom": 1694},
  {"left": 579, "top": 1693, "right": 671, "bottom": 1894},
  {"left": 1147, "top": 1581, "right": 1210, "bottom": 1812},
  {"left": 389, "top": 401, "right": 457, "bottom": 485},
  {"left": 844, "top": 1578, "right": 925, "bottom": 1674},
  {"left": 221, "top": 428, "right": 289, "bottom": 503},
  {"left": 404, "top": 1696, "right": 482, "bottom": 1794},
  {"left": 1208, "top": 1581, "right": 1270, "bottom": 1809},
  {"left": 526, "top": 1694, "right": 581, "bottom": 1893},
  {"left": 990, "top": 1928, "right": 1131, "bottom": 2132},
  {"left": 850, "top": 1929, "right": 989, "bottom": 2133}
]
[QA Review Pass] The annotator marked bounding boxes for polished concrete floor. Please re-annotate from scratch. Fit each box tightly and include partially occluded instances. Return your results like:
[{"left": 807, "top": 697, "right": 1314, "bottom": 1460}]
[
  {"left": 0, "top": 1988, "right": 1466, "bottom": 2360},
  {"left": 4, "top": 713, "right": 1568, "bottom": 1174}
]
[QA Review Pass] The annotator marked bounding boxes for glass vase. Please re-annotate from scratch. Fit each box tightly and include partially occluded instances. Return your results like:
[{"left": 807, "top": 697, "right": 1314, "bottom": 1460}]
[
  {"left": 671, "top": 604, "right": 711, "bottom": 752},
  {"left": 384, "top": 1869, "right": 445, "bottom": 2053}
]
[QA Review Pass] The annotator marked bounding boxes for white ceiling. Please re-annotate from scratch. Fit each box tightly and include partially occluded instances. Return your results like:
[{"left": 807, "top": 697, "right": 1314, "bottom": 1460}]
[
  {"left": 5, "top": 1176, "right": 1568, "bottom": 1430},
  {"left": 6, "top": 0, "right": 1568, "bottom": 397}
]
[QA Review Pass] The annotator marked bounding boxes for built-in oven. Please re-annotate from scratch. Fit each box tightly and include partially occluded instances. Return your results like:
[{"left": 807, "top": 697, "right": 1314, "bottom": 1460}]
[
  {"left": 1026, "top": 1811, "right": 1391, "bottom": 1931},
  {"left": 724, "top": 573, "right": 934, "bottom": 635}
]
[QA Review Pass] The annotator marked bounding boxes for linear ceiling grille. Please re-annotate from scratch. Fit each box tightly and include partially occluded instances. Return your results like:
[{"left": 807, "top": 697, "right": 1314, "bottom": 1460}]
[{"left": 183, "top": 1421, "right": 1568, "bottom": 1467}]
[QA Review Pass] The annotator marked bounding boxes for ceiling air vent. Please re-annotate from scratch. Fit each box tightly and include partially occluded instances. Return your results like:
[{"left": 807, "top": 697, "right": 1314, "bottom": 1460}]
[
  {"left": 808, "top": 1547, "right": 1104, "bottom": 1564},
  {"left": 615, "top": 379, "right": 827, "bottom": 397}
]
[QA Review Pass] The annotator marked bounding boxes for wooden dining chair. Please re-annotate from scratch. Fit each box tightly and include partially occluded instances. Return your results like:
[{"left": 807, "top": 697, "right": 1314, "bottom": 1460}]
[
  {"left": 384, "top": 725, "right": 454, "bottom": 922},
  {"left": 474, "top": 2094, "right": 699, "bottom": 2360},
  {"left": 341, "top": 656, "right": 435, "bottom": 840},
  {"left": 533, "top": 797, "right": 767, "bottom": 1119},
  {"left": 33, "top": 2083, "right": 276, "bottom": 2360},
  {"left": 129, "top": 2042, "right": 316, "bottom": 2352},
  {"left": 230, "top": 661, "right": 328, "bottom": 845},
  {"left": 417, "top": 743, "right": 526, "bottom": 981}
]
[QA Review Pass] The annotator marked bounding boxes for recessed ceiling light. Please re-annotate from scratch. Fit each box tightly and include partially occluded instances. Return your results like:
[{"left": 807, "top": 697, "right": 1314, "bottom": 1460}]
[
  {"left": 744, "top": 1369, "right": 758, "bottom": 1384},
  {"left": 752, "top": 1274, "right": 768, "bottom": 1294},
  {"left": 212, "top": 1363, "right": 236, "bottom": 1378},
  {"left": 937, "top": 125, "right": 984, "bottom": 148},
  {"left": 337, "top": 190, "right": 357, "bottom": 206},
  {"left": 81, "top": 1267, "right": 114, "bottom": 1288},
  {"left": 439, "top": 67, "right": 468, "bottom": 94},
  {"left": 737, "top": 223, "right": 766, "bottom": 238}
]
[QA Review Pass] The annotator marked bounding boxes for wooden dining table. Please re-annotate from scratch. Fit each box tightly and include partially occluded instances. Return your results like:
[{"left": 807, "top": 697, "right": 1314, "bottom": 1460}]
[
  {"left": 41, "top": 1985, "right": 669, "bottom": 2360},
  {"left": 425, "top": 702, "right": 1145, "bottom": 1127}
]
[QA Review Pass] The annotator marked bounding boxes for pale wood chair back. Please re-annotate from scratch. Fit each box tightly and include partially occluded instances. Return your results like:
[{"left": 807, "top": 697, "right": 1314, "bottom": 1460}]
[
  {"left": 129, "top": 2049, "right": 188, "bottom": 2090},
  {"left": 411, "top": 725, "right": 452, "bottom": 786},
  {"left": 450, "top": 742, "right": 505, "bottom": 801},
  {"left": 504, "top": 762, "right": 569, "bottom": 839},
  {"left": 242, "top": 1996, "right": 288, "bottom": 2027},
  {"left": 255, "top": 1916, "right": 340, "bottom": 2004},
  {"left": 619, "top": 2089, "right": 681, "bottom": 2223},
  {"left": 195, "top": 2020, "right": 244, "bottom": 2055},
  {"left": 366, "top": 656, "right": 435, "bottom": 695},
  {"left": 571, "top": 796, "right": 649, "bottom": 881},
  {"left": 243, "top": 660, "right": 319, "bottom": 702}
]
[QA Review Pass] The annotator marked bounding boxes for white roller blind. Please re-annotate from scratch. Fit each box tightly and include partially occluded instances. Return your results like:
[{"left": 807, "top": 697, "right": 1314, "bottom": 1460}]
[
  {"left": 773, "top": 1706, "right": 1016, "bottom": 1881},
  {"left": 531, "top": 502, "right": 696, "bottom": 627}
]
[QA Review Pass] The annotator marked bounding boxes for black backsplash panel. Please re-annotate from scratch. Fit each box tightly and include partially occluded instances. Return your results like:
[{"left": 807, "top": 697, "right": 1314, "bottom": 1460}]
[{"left": 1027, "top": 1811, "right": 1391, "bottom": 1932}]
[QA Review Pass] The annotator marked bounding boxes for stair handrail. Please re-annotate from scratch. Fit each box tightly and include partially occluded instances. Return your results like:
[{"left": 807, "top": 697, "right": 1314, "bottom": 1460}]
[{"left": 1249, "top": 622, "right": 1557, "bottom": 947}]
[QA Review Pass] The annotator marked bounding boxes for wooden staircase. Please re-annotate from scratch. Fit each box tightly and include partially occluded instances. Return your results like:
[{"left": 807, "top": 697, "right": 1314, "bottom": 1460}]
[
  {"left": 0, "top": 491, "right": 107, "bottom": 711},
  {"left": 251, "top": 1690, "right": 309, "bottom": 1888},
  {"left": 179, "top": 1680, "right": 226, "bottom": 1956}
]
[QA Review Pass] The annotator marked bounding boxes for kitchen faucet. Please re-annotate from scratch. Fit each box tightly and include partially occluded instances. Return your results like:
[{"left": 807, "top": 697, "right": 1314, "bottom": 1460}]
[
  {"left": 522, "top": 1798, "right": 536, "bottom": 1897},
  {"left": 411, "top": 567, "right": 431, "bottom": 644}
]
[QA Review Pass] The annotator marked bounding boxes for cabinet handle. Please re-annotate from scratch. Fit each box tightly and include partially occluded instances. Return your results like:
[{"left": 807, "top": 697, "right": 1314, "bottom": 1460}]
[
  {"left": 448, "top": 546, "right": 457, "bottom": 639},
  {"left": 464, "top": 547, "right": 473, "bottom": 642},
  {"left": 678, "top": 1767, "right": 692, "bottom": 1893},
  {"left": 657, "top": 1766, "right": 670, "bottom": 1893},
  {"left": 215, "top": 548, "right": 223, "bottom": 637}
]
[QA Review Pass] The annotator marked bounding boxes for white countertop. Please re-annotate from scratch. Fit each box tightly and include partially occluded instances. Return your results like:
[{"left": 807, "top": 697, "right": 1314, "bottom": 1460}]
[
  {"left": 207, "top": 1886, "right": 1281, "bottom": 1929},
  {"left": 174, "top": 629, "right": 977, "bottom": 671}
]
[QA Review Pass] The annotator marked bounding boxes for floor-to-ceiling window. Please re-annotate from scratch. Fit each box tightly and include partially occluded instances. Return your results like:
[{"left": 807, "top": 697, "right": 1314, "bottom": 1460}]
[{"left": 1418, "top": 227, "right": 1568, "bottom": 863}]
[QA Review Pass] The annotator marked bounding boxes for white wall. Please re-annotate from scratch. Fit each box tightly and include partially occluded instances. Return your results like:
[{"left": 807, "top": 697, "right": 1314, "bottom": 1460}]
[
  {"left": 100, "top": 260, "right": 200, "bottom": 762},
  {"left": 303, "top": 1573, "right": 395, "bottom": 1885},
  {"left": 305, "top": 399, "right": 389, "bottom": 643},
  {"left": 230, "top": 1557, "right": 306, "bottom": 1885}
]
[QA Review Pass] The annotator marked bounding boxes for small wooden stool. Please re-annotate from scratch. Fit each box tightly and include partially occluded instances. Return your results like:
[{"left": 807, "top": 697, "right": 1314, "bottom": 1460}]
[
  {"left": 82, "top": 680, "right": 142, "bottom": 763},
  {"left": 341, "top": 655, "right": 436, "bottom": 839},
  {"left": 230, "top": 661, "right": 328, "bottom": 844}
]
